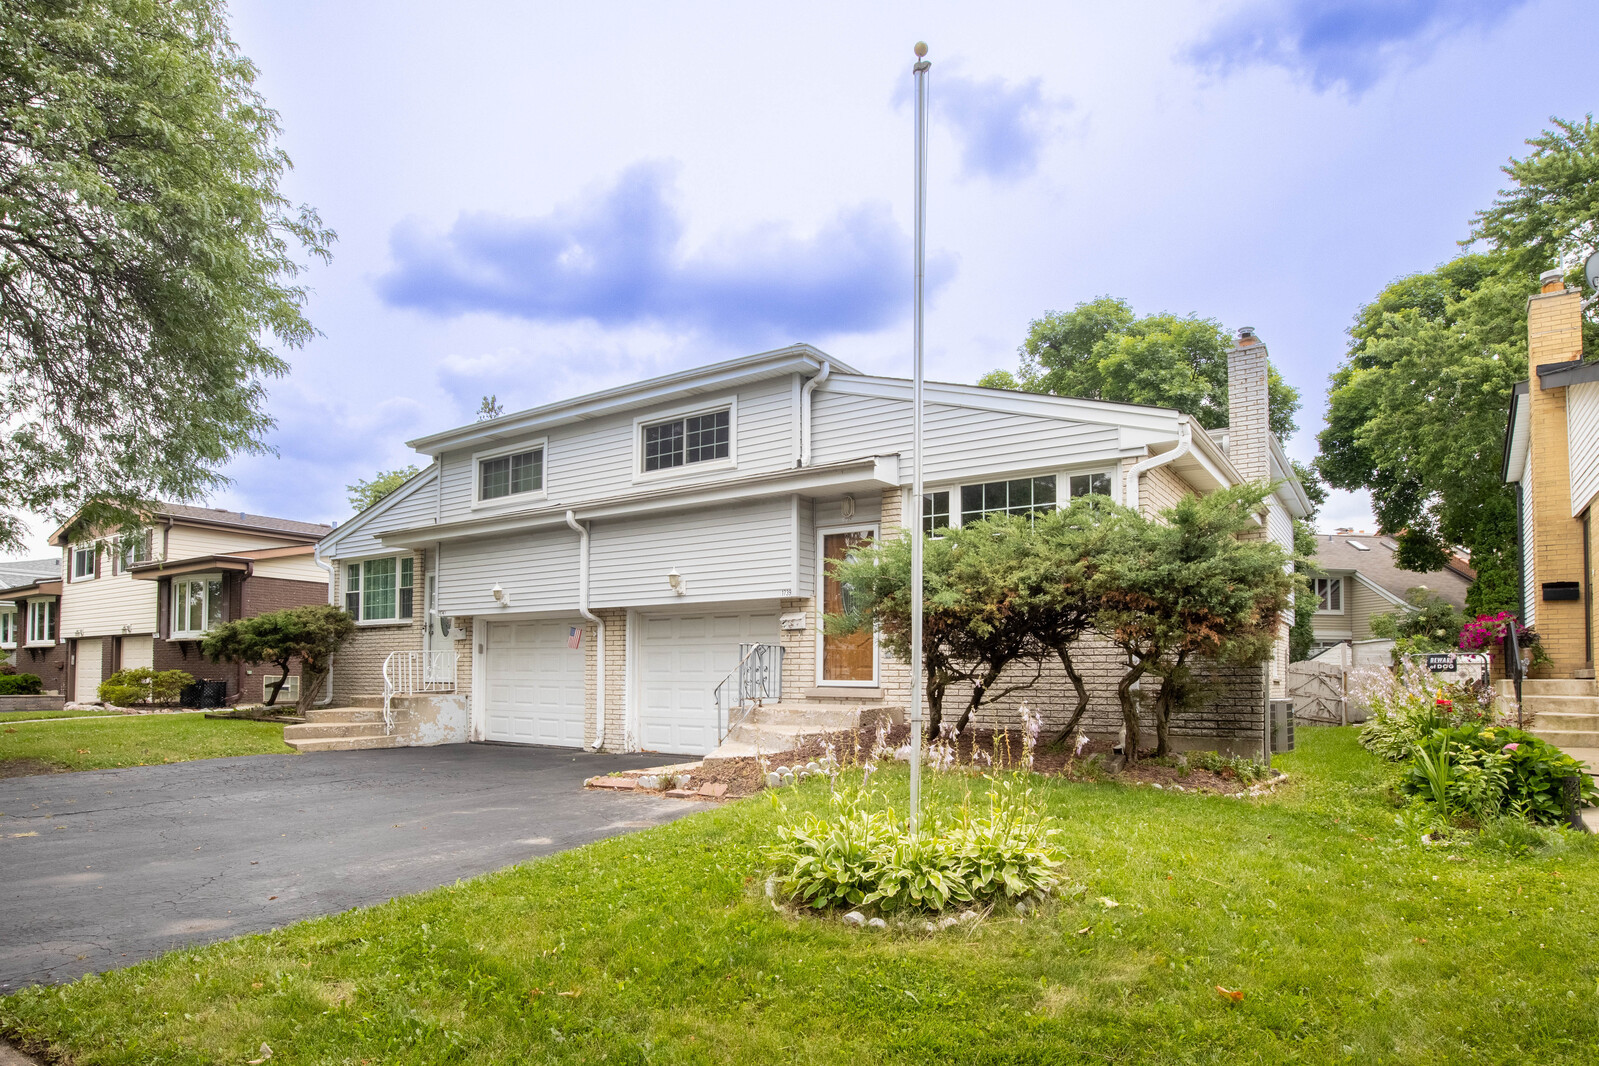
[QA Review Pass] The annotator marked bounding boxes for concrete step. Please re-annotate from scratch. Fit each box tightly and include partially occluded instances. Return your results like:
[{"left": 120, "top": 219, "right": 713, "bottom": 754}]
[
  {"left": 302, "top": 706, "right": 385, "bottom": 725},
  {"left": 702, "top": 740, "right": 759, "bottom": 762},
  {"left": 1528, "top": 729, "right": 1599, "bottom": 752},
  {"left": 1520, "top": 694, "right": 1599, "bottom": 716},
  {"left": 283, "top": 721, "right": 390, "bottom": 741},
  {"left": 1522, "top": 679, "right": 1597, "bottom": 697},
  {"left": 1530, "top": 711, "right": 1599, "bottom": 732},
  {"left": 745, "top": 703, "right": 862, "bottom": 729},
  {"left": 285, "top": 734, "right": 402, "bottom": 753}
]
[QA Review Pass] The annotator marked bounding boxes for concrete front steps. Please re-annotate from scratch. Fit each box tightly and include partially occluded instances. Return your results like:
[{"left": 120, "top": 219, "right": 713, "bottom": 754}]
[
  {"left": 283, "top": 699, "right": 399, "bottom": 753},
  {"left": 704, "top": 702, "right": 876, "bottom": 762},
  {"left": 1518, "top": 679, "right": 1599, "bottom": 783}
]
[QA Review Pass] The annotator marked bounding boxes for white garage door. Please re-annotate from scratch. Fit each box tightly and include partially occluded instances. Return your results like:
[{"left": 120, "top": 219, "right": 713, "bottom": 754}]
[
  {"left": 120, "top": 635, "right": 154, "bottom": 672},
  {"left": 483, "top": 619, "right": 587, "bottom": 746},
  {"left": 637, "top": 610, "right": 781, "bottom": 755},
  {"left": 74, "top": 639, "right": 103, "bottom": 704}
]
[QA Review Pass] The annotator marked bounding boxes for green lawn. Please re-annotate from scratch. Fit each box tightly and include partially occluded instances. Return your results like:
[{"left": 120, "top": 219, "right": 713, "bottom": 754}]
[
  {"left": 3, "top": 729, "right": 1598, "bottom": 1064},
  {"left": 0, "top": 712, "right": 293, "bottom": 773},
  {"left": 0, "top": 705, "right": 122, "bottom": 722}
]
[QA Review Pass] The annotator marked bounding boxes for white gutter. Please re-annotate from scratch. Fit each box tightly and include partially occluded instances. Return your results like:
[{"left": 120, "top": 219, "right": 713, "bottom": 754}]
[
  {"left": 799, "top": 361, "right": 831, "bottom": 466},
  {"left": 565, "top": 510, "right": 606, "bottom": 751},
  {"left": 1125, "top": 419, "right": 1192, "bottom": 512}
]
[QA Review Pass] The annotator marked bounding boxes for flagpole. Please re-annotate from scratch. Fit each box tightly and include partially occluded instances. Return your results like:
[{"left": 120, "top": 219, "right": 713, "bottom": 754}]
[{"left": 909, "top": 42, "right": 929, "bottom": 835}]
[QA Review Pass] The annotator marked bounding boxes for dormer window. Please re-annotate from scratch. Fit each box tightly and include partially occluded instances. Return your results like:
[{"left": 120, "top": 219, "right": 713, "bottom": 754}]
[
  {"left": 642, "top": 408, "right": 730, "bottom": 472},
  {"left": 473, "top": 441, "right": 546, "bottom": 506}
]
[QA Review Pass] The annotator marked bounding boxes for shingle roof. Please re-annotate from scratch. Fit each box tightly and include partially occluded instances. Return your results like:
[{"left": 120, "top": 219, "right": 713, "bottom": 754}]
[
  {"left": 1310, "top": 534, "right": 1471, "bottom": 608},
  {"left": 154, "top": 504, "right": 332, "bottom": 539},
  {"left": 0, "top": 557, "right": 59, "bottom": 590}
]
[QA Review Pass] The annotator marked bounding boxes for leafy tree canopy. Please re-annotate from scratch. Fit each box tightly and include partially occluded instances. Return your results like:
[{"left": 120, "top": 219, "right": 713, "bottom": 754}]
[
  {"left": 0, "top": 0, "right": 333, "bottom": 552},
  {"left": 347, "top": 466, "right": 422, "bottom": 513},
  {"left": 979, "top": 297, "right": 1301, "bottom": 439},
  {"left": 1469, "top": 114, "right": 1599, "bottom": 285}
]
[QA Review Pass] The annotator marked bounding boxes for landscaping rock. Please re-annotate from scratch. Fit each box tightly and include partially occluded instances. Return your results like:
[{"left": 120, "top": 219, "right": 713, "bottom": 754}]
[
  {"left": 698, "top": 782, "right": 728, "bottom": 798},
  {"left": 665, "top": 789, "right": 697, "bottom": 799},
  {"left": 867, "top": 917, "right": 887, "bottom": 930},
  {"left": 842, "top": 911, "right": 866, "bottom": 928},
  {"left": 958, "top": 910, "right": 979, "bottom": 924},
  {"left": 585, "top": 777, "right": 636, "bottom": 791}
]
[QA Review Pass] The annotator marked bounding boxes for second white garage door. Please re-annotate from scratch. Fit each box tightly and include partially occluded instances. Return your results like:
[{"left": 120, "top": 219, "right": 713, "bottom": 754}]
[
  {"left": 637, "top": 610, "right": 781, "bottom": 755},
  {"left": 483, "top": 619, "right": 587, "bottom": 746}
]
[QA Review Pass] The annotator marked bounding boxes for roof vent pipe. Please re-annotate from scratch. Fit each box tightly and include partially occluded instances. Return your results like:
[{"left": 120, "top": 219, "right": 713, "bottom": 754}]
[
  {"left": 799, "top": 362, "right": 831, "bottom": 466},
  {"left": 565, "top": 510, "right": 606, "bottom": 751}
]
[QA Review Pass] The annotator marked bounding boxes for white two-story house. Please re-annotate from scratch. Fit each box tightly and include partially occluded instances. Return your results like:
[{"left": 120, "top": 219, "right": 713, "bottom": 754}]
[{"left": 307, "top": 330, "right": 1309, "bottom": 757}]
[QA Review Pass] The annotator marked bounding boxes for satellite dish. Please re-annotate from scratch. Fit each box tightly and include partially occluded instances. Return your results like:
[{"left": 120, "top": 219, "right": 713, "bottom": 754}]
[{"left": 1587, "top": 250, "right": 1599, "bottom": 293}]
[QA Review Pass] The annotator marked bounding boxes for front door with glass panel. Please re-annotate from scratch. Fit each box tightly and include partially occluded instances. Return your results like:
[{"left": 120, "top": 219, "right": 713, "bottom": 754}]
[{"left": 821, "top": 530, "right": 875, "bottom": 683}]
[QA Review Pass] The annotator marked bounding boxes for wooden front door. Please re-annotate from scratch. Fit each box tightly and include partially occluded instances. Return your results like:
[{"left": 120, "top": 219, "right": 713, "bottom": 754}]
[{"left": 822, "top": 531, "right": 875, "bottom": 683}]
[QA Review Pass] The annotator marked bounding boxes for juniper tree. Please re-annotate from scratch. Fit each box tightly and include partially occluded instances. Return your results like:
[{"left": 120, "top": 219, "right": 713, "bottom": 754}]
[{"left": 202, "top": 604, "right": 355, "bottom": 712}]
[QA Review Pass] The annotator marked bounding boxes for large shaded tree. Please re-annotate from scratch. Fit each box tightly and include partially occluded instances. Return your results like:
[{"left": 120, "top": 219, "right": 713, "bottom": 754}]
[
  {"left": 347, "top": 466, "right": 421, "bottom": 513},
  {"left": 0, "top": 0, "right": 333, "bottom": 550},
  {"left": 1469, "top": 114, "right": 1599, "bottom": 287},
  {"left": 979, "top": 297, "right": 1301, "bottom": 439}
]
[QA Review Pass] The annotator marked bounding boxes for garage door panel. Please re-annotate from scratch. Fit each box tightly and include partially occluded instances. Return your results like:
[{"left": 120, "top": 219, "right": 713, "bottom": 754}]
[
  {"left": 483, "top": 619, "right": 586, "bottom": 746},
  {"left": 637, "top": 610, "right": 780, "bottom": 756}
]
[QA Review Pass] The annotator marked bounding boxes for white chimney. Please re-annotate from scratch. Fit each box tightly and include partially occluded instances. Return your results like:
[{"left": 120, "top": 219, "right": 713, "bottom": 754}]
[{"left": 1226, "top": 326, "right": 1271, "bottom": 483}]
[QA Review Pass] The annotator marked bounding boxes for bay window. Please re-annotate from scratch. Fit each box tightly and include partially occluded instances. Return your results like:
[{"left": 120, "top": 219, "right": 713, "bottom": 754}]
[
  {"left": 345, "top": 556, "right": 414, "bottom": 623},
  {"left": 0, "top": 609, "right": 16, "bottom": 649},
  {"left": 171, "top": 576, "right": 223, "bottom": 638},
  {"left": 26, "top": 599, "right": 56, "bottom": 645}
]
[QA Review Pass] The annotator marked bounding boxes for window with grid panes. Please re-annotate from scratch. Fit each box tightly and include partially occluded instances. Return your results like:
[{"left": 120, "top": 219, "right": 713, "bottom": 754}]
[
  {"left": 479, "top": 448, "right": 542, "bottom": 501},
  {"left": 643, "top": 409, "right": 730, "bottom": 471},
  {"left": 959, "top": 476, "right": 1057, "bottom": 525}
]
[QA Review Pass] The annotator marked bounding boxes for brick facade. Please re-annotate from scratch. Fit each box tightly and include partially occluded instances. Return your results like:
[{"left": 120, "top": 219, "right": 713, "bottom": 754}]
[
  {"left": 327, "top": 548, "right": 433, "bottom": 705},
  {"left": 1526, "top": 281, "right": 1588, "bottom": 675},
  {"left": 13, "top": 639, "right": 68, "bottom": 695}
]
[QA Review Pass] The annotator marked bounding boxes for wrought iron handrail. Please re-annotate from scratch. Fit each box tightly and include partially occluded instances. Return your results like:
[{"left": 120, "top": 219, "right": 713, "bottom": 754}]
[
  {"left": 381, "top": 650, "right": 458, "bottom": 735},
  {"left": 1503, "top": 625, "right": 1524, "bottom": 728},
  {"left": 714, "top": 642, "right": 785, "bottom": 742}
]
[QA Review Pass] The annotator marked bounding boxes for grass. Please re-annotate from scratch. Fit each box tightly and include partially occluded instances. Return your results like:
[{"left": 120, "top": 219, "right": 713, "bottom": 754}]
[
  {"left": 3, "top": 728, "right": 1598, "bottom": 1064},
  {"left": 0, "top": 705, "right": 121, "bottom": 722},
  {"left": 0, "top": 712, "right": 293, "bottom": 773}
]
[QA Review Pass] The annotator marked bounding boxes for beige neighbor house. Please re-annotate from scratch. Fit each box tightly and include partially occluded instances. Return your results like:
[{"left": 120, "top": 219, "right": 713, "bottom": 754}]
[
  {"left": 1501, "top": 266, "right": 1599, "bottom": 761},
  {"left": 43, "top": 505, "right": 333, "bottom": 706},
  {"left": 1, "top": 558, "right": 67, "bottom": 688},
  {"left": 305, "top": 328, "right": 1310, "bottom": 759},
  {"left": 1305, "top": 533, "right": 1473, "bottom": 658}
]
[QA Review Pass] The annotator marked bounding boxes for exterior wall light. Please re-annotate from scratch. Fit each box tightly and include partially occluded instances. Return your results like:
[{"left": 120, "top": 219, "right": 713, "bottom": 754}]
[
  {"left": 491, "top": 583, "right": 511, "bottom": 607},
  {"left": 667, "top": 568, "right": 687, "bottom": 596}
]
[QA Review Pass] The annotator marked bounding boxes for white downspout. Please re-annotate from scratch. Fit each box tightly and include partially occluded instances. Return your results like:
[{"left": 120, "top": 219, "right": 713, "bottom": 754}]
[
  {"left": 565, "top": 510, "right": 606, "bottom": 751},
  {"left": 311, "top": 537, "right": 337, "bottom": 706},
  {"left": 799, "top": 361, "right": 831, "bottom": 467},
  {"left": 1125, "top": 419, "right": 1193, "bottom": 513}
]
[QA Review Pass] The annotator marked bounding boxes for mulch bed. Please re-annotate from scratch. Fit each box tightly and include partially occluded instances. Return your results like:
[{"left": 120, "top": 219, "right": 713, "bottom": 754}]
[{"left": 597, "top": 724, "right": 1284, "bottom": 801}]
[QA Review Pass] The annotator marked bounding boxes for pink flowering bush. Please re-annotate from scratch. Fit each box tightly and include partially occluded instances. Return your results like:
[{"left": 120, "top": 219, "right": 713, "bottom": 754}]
[{"left": 1458, "top": 612, "right": 1527, "bottom": 652}]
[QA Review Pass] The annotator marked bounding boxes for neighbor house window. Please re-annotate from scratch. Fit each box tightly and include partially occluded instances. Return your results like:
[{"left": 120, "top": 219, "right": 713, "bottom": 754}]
[
  {"left": 478, "top": 447, "right": 543, "bottom": 501},
  {"left": 1068, "top": 472, "right": 1113, "bottom": 498},
  {"left": 346, "top": 557, "right": 414, "bottom": 623},
  {"left": 643, "top": 408, "right": 730, "bottom": 472},
  {"left": 0, "top": 610, "right": 16, "bottom": 649},
  {"left": 1314, "top": 577, "right": 1343, "bottom": 613},
  {"left": 171, "top": 576, "right": 223, "bottom": 638},
  {"left": 71, "top": 544, "right": 97, "bottom": 581},
  {"left": 922, "top": 490, "right": 950, "bottom": 537},
  {"left": 26, "top": 599, "right": 57, "bottom": 645},
  {"left": 960, "top": 476, "right": 1057, "bottom": 526},
  {"left": 119, "top": 530, "right": 154, "bottom": 571}
]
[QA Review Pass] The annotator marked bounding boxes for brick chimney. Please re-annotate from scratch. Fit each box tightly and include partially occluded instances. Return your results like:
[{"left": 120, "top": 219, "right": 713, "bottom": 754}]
[
  {"left": 1226, "top": 326, "right": 1271, "bottom": 483},
  {"left": 1525, "top": 267, "right": 1587, "bottom": 675}
]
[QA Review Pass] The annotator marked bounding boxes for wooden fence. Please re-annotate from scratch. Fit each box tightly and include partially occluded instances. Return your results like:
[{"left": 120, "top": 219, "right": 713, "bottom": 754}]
[{"left": 1288, "top": 660, "right": 1348, "bottom": 725}]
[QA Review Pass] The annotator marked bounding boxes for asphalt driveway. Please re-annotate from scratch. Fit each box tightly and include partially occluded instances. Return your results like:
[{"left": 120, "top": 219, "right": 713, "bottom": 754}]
[{"left": 0, "top": 744, "right": 696, "bottom": 990}]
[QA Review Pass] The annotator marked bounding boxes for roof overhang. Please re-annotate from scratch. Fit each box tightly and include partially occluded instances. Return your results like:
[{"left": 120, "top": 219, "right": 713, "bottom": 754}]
[
  {"left": 128, "top": 556, "right": 254, "bottom": 580},
  {"left": 318, "top": 462, "right": 440, "bottom": 556},
  {"left": 1502, "top": 381, "right": 1530, "bottom": 483},
  {"left": 0, "top": 580, "right": 61, "bottom": 600},
  {"left": 49, "top": 505, "right": 325, "bottom": 547},
  {"left": 407, "top": 345, "right": 854, "bottom": 457},
  {"left": 374, "top": 454, "right": 900, "bottom": 550},
  {"left": 1536, "top": 359, "right": 1599, "bottom": 388}
]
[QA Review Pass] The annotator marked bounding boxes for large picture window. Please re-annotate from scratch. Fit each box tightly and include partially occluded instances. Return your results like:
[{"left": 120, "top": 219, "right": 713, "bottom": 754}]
[
  {"left": 346, "top": 556, "right": 414, "bottom": 623},
  {"left": 27, "top": 599, "right": 57, "bottom": 645},
  {"left": 171, "top": 576, "right": 223, "bottom": 638},
  {"left": 643, "top": 408, "right": 730, "bottom": 472},
  {"left": 960, "top": 476, "right": 1057, "bottom": 526},
  {"left": 1314, "top": 577, "right": 1343, "bottom": 613},
  {"left": 0, "top": 609, "right": 16, "bottom": 648},
  {"left": 479, "top": 448, "right": 542, "bottom": 501}
]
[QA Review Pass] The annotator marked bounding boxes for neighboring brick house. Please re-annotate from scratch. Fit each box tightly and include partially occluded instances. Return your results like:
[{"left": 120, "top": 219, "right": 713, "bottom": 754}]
[
  {"left": 312, "top": 329, "right": 1310, "bottom": 758},
  {"left": 0, "top": 559, "right": 67, "bottom": 692},
  {"left": 45, "top": 505, "right": 332, "bottom": 705},
  {"left": 1304, "top": 533, "right": 1473, "bottom": 657}
]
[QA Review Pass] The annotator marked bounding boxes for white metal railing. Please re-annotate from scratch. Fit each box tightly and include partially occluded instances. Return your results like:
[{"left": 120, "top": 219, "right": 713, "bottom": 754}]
[
  {"left": 714, "top": 642, "right": 785, "bottom": 743},
  {"left": 381, "top": 650, "right": 458, "bottom": 735}
]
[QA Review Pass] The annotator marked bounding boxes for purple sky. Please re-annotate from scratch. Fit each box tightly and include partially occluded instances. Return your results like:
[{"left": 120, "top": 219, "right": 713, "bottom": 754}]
[{"left": 11, "top": 0, "right": 1599, "bottom": 554}]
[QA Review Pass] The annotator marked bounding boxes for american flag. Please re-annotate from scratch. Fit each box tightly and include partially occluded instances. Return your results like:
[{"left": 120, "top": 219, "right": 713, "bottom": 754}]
[{"left": 567, "top": 626, "right": 583, "bottom": 650}]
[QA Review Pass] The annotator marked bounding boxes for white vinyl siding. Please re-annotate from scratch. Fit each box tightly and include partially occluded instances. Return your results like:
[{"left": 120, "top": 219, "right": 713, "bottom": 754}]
[
  {"left": 1314, "top": 577, "right": 1343, "bottom": 613},
  {"left": 434, "top": 376, "right": 796, "bottom": 522},
  {"left": 324, "top": 465, "right": 440, "bottom": 559},
  {"left": 436, "top": 528, "right": 581, "bottom": 617},
  {"left": 809, "top": 386, "right": 1127, "bottom": 484},
  {"left": 164, "top": 526, "right": 298, "bottom": 559},
  {"left": 589, "top": 496, "right": 796, "bottom": 608},
  {"left": 1570, "top": 380, "right": 1599, "bottom": 517}
]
